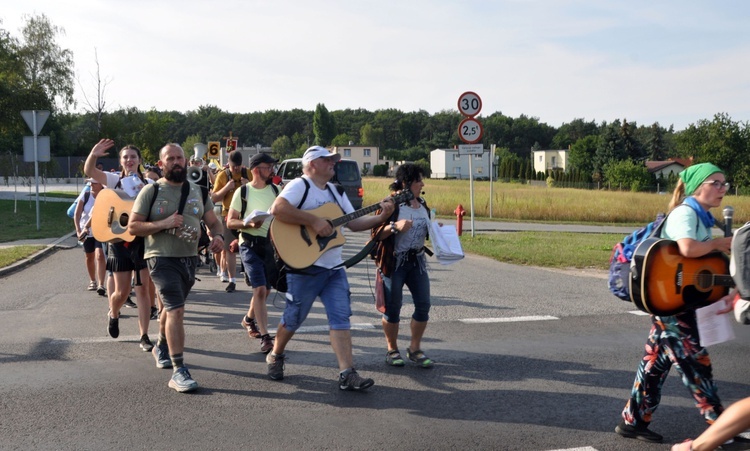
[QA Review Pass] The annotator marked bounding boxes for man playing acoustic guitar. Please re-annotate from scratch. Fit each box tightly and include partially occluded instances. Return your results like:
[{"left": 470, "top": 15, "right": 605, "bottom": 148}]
[
  {"left": 266, "top": 146, "right": 394, "bottom": 391},
  {"left": 616, "top": 163, "right": 740, "bottom": 445}
]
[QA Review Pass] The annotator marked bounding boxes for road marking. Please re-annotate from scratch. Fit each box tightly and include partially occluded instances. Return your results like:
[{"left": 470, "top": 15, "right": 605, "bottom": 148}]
[
  {"left": 460, "top": 316, "right": 558, "bottom": 323},
  {"left": 629, "top": 310, "right": 650, "bottom": 316},
  {"left": 296, "top": 323, "right": 376, "bottom": 333}
]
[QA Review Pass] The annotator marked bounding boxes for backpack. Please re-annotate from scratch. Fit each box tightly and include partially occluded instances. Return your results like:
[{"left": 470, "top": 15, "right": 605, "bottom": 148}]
[
  {"left": 67, "top": 187, "right": 91, "bottom": 219},
  {"left": 608, "top": 213, "right": 666, "bottom": 301}
]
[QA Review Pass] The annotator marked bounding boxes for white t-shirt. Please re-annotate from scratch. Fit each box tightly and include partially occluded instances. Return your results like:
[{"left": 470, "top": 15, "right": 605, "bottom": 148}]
[
  {"left": 103, "top": 172, "right": 152, "bottom": 196},
  {"left": 278, "top": 176, "right": 354, "bottom": 268}
]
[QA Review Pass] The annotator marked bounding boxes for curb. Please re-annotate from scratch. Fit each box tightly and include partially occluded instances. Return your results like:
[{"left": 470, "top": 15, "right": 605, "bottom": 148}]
[{"left": 0, "top": 231, "right": 78, "bottom": 278}]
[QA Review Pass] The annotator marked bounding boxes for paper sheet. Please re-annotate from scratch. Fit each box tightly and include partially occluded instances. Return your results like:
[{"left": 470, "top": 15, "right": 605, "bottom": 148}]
[
  {"left": 430, "top": 222, "right": 464, "bottom": 265},
  {"left": 696, "top": 302, "right": 736, "bottom": 347},
  {"left": 243, "top": 209, "right": 273, "bottom": 226}
]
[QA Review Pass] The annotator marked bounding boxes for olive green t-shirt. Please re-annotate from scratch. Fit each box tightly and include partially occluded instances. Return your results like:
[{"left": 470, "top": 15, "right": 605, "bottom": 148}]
[{"left": 132, "top": 181, "right": 214, "bottom": 258}]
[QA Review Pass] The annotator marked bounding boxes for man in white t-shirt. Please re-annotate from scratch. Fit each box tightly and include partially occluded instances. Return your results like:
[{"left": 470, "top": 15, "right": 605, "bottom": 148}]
[{"left": 266, "top": 146, "right": 394, "bottom": 391}]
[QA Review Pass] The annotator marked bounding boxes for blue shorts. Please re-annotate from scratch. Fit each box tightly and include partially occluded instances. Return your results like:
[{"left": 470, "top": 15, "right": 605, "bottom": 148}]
[
  {"left": 281, "top": 267, "right": 351, "bottom": 331},
  {"left": 239, "top": 238, "right": 270, "bottom": 288}
]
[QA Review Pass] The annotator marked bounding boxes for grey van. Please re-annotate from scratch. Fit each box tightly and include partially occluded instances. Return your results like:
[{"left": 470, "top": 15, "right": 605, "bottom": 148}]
[{"left": 276, "top": 158, "right": 364, "bottom": 209}]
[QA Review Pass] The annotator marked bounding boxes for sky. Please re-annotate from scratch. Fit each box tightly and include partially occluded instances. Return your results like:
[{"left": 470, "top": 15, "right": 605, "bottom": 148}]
[{"left": 3, "top": 0, "right": 750, "bottom": 132}]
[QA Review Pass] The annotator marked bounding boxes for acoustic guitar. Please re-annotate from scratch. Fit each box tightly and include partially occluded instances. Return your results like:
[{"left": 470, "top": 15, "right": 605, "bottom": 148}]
[
  {"left": 91, "top": 189, "right": 136, "bottom": 243},
  {"left": 629, "top": 237, "right": 732, "bottom": 316},
  {"left": 91, "top": 188, "right": 200, "bottom": 243},
  {"left": 270, "top": 190, "right": 413, "bottom": 270}
]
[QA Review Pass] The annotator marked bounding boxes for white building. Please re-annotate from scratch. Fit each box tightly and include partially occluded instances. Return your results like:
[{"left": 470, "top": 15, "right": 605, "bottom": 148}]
[
  {"left": 430, "top": 148, "right": 492, "bottom": 179},
  {"left": 531, "top": 149, "right": 568, "bottom": 174}
]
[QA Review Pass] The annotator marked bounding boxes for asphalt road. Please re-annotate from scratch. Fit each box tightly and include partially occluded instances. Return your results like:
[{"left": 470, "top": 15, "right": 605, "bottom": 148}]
[{"left": 1, "top": 229, "right": 749, "bottom": 451}]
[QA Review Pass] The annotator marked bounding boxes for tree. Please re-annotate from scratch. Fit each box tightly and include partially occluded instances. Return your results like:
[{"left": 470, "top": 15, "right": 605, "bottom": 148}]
[
  {"left": 330, "top": 133, "right": 353, "bottom": 147},
  {"left": 271, "top": 135, "right": 294, "bottom": 160},
  {"left": 643, "top": 122, "right": 668, "bottom": 161},
  {"left": 78, "top": 48, "right": 110, "bottom": 135},
  {"left": 181, "top": 134, "right": 203, "bottom": 159},
  {"left": 568, "top": 135, "right": 599, "bottom": 175},
  {"left": 360, "top": 123, "right": 383, "bottom": 146},
  {"left": 18, "top": 13, "right": 75, "bottom": 110},
  {"left": 602, "top": 159, "right": 653, "bottom": 191},
  {"left": 313, "top": 103, "right": 335, "bottom": 146},
  {"left": 550, "top": 118, "right": 599, "bottom": 149}
]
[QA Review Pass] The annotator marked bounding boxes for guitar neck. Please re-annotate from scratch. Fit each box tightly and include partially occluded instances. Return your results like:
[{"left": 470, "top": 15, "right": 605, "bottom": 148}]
[
  {"left": 710, "top": 275, "right": 735, "bottom": 287},
  {"left": 330, "top": 203, "right": 382, "bottom": 228},
  {"left": 328, "top": 191, "right": 413, "bottom": 228}
]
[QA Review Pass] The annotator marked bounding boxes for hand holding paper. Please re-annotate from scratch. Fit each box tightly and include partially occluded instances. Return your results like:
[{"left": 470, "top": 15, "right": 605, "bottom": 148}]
[
  {"left": 243, "top": 209, "right": 273, "bottom": 227},
  {"left": 429, "top": 221, "right": 464, "bottom": 265}
]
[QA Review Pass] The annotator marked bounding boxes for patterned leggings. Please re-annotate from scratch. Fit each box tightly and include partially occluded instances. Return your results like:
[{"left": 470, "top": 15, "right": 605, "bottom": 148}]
[{"left": 622, "top": 311, "right": 723, "bottom": 426}]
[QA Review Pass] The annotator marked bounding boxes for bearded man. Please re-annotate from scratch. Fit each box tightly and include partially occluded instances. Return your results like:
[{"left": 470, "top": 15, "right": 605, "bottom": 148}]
[{"left": 128, "top": 143, "right": 224, "bottom": 393}]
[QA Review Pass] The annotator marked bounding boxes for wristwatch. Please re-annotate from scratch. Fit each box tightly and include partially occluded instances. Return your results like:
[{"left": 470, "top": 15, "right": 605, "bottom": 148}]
[{"left": 390, "top": 221, "right": 398, "bottom": 235}]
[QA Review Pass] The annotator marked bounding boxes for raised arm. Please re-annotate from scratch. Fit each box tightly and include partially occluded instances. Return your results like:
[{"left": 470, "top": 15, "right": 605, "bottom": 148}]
[{"left": 84, "top": 139, "right": 115, "bottom": 187}]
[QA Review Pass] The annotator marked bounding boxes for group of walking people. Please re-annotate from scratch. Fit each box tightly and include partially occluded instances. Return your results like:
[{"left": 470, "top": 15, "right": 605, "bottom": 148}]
[
  {"left": 79, "top": 141, "right": 437, "bottom": 395},
  {"left": 77, "top": 138, "right": 749, "bottom": 449}
]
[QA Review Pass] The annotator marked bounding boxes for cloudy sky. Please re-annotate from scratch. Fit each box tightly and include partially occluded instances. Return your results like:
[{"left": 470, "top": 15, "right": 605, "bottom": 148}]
[{"left": 4, "top": 0, "right": 750, "bottom": 131}]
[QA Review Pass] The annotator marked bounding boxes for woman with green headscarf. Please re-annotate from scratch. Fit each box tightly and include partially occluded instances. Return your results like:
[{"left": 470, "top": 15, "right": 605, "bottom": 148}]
[{"left": 617, "top": 162, "right": 738, "bottom": 444}]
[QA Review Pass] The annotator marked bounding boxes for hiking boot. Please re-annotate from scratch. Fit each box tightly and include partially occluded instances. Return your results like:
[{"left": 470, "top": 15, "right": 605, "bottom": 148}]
[
  {"left": 150, "top": 306, "right": 158, "bottom": 320},
  {"left": 96, "top": 285, "right": 106, "bottom": 296},
  {"left": 260, "top": 334, "right": 274, "bottom": 354},
  {"left": 152, "top": 343, "right": 172, "bottom": 369},
  {"left": 241, "top": 317, "right": 261, "bottom": 338},
  {"left": 107, "top": 311, "right": 119, "bottom": 338},
  {"left": 615, "top": 421, "right": 663, "bottom": 443},
  {"left": 139, "top": 335, "right": 154, "bottom": 352},
  {"left": 168, "top": 367, "right": 198, "bottom": 393},
  {"left": 406, "top": 347, "right": 434, "bottom": 368},
  {"left": 339, "top": 368, "right": 374, "bottom": 391},
  {"left": 266, "top": 352, "right": 285, "bottom": 380},
  {"left": 385, "top": 349, "right": 405, "bottom": 367},
  {"left": 124, "top": 297, "right": 137, "bottom": 308},
  {"left": 225, "top": 282, "right": 236, "bottom": 293}
]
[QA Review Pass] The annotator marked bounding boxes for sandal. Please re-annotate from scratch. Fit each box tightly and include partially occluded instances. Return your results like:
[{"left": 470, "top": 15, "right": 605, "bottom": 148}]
[
  {"left": 407, "top": 347, "right": 434, "bottom": 368},
  {"left": 386, "top": 349, "right": 405, "bottom": 367}
]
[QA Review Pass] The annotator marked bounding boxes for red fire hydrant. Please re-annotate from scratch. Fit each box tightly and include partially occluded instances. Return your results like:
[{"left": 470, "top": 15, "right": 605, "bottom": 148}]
[{"left": 454, "top": 204, "right": 466, "bottom": 236}]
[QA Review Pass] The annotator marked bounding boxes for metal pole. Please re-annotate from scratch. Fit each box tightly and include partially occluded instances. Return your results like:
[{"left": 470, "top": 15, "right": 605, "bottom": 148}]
[
  {"left": 469, "top": 155, "right": 475, "bottom": 237},
  {"left": 489, "top": 144, "right": 495, "bottom": 218},
  {"left": 33, "top": 110, "right": 40, "bottom": 230}
]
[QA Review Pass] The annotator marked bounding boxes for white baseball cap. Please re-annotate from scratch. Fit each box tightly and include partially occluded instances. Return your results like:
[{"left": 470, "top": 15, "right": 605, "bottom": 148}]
[{"left": 302, "top": 146, "right": 341, "bottom": 165}]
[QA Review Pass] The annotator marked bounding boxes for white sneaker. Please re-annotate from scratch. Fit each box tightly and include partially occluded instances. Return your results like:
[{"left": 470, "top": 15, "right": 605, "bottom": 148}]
[
  {"left": 735, "top": 298, "right": 750, "bottom": 324},
  {"left": 220, "top": 273, "right": 229, "bottom": 283}
]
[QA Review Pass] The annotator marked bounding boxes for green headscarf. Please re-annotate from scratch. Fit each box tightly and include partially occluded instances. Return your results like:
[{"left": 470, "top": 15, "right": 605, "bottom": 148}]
[{"left": 679, "top": 162, "right": 724, "bottom": 196}]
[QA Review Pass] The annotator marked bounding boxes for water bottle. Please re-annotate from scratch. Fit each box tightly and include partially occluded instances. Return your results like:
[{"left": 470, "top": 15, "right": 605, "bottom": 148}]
[{"left": 430, "top": 208, "right": 436, "bottom": 221}]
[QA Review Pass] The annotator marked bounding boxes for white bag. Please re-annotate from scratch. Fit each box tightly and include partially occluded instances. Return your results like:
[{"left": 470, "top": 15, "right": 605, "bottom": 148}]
[{"left": 429, "top": 221, "right": 464, "bottom": 265}]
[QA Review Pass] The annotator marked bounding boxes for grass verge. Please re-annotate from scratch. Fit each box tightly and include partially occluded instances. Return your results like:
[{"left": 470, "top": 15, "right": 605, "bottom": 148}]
[
  {"left": 0, "top": 199, "right": 75, "bottom": 242},
  {"left": 0, "top": 245, "right": 46, "bottom": 268},
  {"left": 461, "top": 232, "right": 620, "bottom": 270}
]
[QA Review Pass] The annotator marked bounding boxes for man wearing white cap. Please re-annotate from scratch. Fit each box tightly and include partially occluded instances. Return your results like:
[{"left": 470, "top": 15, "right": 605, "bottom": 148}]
[{"left": 267, "top": 146, "right": 395, "bottom": 391}]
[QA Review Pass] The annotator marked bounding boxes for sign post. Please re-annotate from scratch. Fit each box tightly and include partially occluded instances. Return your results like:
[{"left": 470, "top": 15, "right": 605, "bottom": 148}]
[
  {"left": 21, "top": 110, "right": 50, "bottom": 230},
  {"left": 457, "top": 92, "right": 483, "bottom": 237}
]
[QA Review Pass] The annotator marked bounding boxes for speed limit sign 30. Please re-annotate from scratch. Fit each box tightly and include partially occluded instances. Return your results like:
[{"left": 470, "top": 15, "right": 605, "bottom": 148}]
[{"left": 458, "top": 91, "right": 482, "bottom": 117}]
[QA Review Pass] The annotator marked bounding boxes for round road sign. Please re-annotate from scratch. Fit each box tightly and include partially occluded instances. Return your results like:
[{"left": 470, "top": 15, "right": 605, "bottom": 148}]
[
  {"left": 458, "top": 117, "right": 483, "bottom": 144},
  {"left": 457, "top": 91, "right": 482, "bottom": 117}
]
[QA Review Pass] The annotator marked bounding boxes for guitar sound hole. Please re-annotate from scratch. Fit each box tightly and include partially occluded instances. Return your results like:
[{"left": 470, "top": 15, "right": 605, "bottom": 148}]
[{"left": 119, "top": 214, "right": 129, "bottom": 227}]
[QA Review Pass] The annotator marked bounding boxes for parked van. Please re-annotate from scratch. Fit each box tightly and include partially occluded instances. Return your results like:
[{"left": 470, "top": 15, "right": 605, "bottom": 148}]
[{"left": 276, "top": 158, "right": 364, "bottom": 209}]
